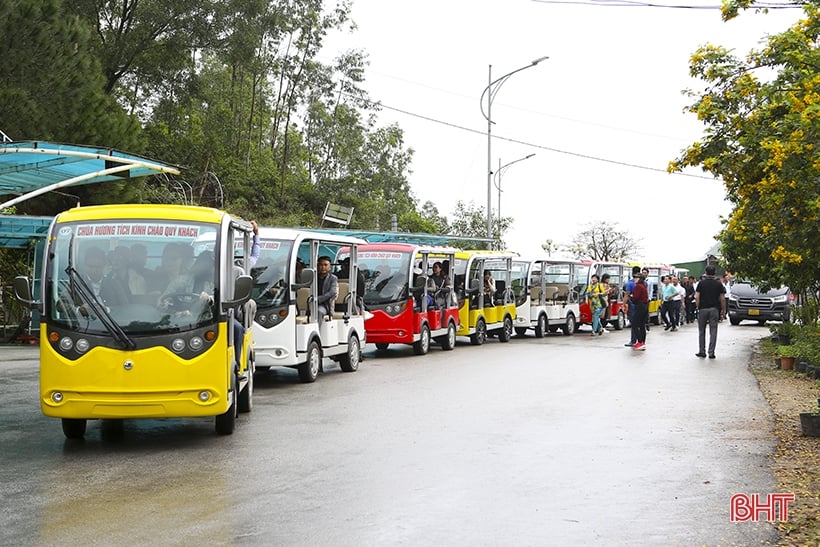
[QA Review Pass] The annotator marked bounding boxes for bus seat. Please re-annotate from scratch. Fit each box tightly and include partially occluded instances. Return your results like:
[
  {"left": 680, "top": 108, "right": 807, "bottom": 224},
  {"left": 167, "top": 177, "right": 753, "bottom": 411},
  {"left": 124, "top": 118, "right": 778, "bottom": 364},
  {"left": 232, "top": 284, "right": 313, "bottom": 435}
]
[
  {"left": 529, "top": 286, "right": 542, "bottom": 305},
  {"left": 494, "top": 280, "right": 506, "bottom": 305},
  {"left": 333, "top": 281, "right": 350, "bottom": 319},
  {"left": 544, "top": 286, "right": 559, "bottom": 301},
  {"left": 296, "top": 287, "right": 310, "bottom": 324},
  {"left": 553, "top": 285, "right": 569, "bottom": 302}
]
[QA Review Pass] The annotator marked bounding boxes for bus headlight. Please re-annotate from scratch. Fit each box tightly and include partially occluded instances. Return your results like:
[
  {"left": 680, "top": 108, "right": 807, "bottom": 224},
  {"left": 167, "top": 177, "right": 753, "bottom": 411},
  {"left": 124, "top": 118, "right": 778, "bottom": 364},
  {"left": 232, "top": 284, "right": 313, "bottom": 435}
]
[
  {"left": 198, "top": 391, "right": 211, "bottom": 402},
  {"left": 171, "top": 338, "right": 186, "bottom": 353},
  {"left": 189, "top": 336, "right": 204, "bottom": 351},
  {"left": 75, "top": 338, "right": 90, "bottom": 353},
  {"left": 59, "top": 337, "right": 73, "bottom": 351},
  {"left": 51, "top": 392, "right": 63, "bottom": 403}
]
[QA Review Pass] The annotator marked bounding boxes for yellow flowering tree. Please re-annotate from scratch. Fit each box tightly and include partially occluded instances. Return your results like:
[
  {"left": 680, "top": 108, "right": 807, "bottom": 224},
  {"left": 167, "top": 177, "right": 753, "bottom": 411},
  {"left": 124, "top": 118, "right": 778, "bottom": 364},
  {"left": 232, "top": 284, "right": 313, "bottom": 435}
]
[{"left": 669, "top": 3, "right": 820, "bottom": 294}]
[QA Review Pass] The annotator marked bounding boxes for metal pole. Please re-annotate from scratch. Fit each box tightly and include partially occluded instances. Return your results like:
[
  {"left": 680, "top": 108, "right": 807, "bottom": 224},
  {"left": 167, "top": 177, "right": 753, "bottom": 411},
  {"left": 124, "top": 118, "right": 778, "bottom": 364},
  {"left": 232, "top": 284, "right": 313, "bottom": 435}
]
[
  {"left": 486, "top": 65, "right": 493, "bottom": 241},
  {"left": 480, "top": 56, "right": 548, "bottom": 244},
  {"left": 497, "top": 157, "right": 502, "bottom": 237}
]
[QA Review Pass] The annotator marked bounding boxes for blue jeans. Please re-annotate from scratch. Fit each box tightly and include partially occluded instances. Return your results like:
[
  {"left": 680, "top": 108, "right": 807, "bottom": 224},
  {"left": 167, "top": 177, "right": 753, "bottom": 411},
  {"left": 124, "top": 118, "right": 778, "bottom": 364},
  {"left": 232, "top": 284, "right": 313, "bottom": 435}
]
[{"left": 592, "top": 306, "right": 604, "bottom": 332}]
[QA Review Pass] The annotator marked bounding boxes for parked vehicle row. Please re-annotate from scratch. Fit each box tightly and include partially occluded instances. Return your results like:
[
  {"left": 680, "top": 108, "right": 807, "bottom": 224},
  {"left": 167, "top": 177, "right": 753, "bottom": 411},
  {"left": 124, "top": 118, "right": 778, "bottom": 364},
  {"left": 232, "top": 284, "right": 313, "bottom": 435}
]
[{"left": 14, "top": 204, "right": 747, "bottom": 440}]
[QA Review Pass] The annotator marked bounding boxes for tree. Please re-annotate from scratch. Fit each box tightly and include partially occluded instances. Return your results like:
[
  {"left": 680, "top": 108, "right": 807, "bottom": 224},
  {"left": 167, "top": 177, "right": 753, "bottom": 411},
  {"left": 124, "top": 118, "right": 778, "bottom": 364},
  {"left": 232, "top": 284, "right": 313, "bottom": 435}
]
[
  {"left": 563, "top": 221, "right": 639, "bottom": 261},
  {"left": 668, "top": 4, "right": 820, "bottom": 295},
  {"left": 446, "top": 201, "right": 513, "bottom": 250}
]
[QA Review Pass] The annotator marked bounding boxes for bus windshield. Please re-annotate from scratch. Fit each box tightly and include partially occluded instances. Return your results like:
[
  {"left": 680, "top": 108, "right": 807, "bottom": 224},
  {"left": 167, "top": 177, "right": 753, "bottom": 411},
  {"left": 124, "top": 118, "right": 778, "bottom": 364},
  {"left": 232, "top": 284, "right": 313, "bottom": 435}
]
[
  {"left": 359, "top": 250, "right": 411, "bottom": 305},
  {"left": 47, "top": 219, "right": 220, "bottom": 334},
  {"left": 251, "top": 239, "right": 295, "bottom": 307}
]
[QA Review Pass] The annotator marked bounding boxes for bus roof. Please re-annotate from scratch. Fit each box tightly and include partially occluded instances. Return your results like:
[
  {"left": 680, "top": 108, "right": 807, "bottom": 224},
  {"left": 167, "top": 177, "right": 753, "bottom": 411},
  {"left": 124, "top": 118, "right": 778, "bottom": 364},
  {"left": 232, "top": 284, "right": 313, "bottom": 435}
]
[{"left": 54, "top": 204, "right": 231, "bottom": 224}]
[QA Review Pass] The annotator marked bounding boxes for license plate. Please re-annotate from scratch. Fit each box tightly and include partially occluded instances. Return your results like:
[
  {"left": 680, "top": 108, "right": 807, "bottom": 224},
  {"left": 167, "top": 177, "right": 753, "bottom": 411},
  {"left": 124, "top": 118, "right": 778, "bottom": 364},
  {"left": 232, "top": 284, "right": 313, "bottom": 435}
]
[{"left": 748, "top": 309, "right": 760, "bottom": 316}]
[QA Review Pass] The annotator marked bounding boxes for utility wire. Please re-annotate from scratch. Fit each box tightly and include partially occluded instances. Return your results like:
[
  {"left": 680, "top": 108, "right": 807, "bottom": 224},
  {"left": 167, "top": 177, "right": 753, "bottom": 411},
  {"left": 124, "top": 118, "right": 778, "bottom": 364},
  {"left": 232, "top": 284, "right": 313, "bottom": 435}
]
[
  {"left": 531, "top": 0, "right": 803, "bottom": 9},
  {"left": 352, "top": 95, "right": 717, "bottom": 181}
]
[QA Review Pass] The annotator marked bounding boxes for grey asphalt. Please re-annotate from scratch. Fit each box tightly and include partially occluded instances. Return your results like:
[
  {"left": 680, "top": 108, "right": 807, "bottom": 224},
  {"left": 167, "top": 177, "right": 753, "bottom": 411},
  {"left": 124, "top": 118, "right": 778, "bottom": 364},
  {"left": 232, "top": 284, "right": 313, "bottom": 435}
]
[{"left": 0, "top": 322, "right": 779, "bottom": 546}]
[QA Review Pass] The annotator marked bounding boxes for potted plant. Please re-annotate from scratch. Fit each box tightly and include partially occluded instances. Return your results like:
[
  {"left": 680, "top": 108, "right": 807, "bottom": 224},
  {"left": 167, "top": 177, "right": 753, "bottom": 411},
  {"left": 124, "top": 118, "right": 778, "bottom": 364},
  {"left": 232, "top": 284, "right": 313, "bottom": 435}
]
[
  {"left": 799, "top": 398, "right": 820, "bottom": 437},
  {"left": 771, "top": 321, "right": 799, "bottom": 345},
  {"left": 778, "top": 345, "right": 796, "bottom": 370}
]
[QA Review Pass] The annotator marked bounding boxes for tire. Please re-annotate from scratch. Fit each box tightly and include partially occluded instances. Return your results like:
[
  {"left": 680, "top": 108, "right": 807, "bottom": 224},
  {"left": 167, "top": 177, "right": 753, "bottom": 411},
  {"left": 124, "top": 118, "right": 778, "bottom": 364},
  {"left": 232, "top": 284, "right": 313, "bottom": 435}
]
[
  {"left": 413, "top": 324, "right": 431, "bottom": 355},
  {"left": 339, "top": 334, "right": 361, "bottom": 372},
  {"left": 375, "top": 343, "right": 389, "bottom": 351},
  {"left": 298, "top": 340, "right": 322, "bottom": 383},
  {"left": 562, "top": 313, "right": 576, "bottom": 336},
  {"left": 215, "top": 381, "right": 236, "bottom": 435},
  {"left": 730, "top": 317, "right": 741, "bottom": 326},
  {"left": 62, "top": 418, "right": 87, "bottom": 440},
  {"left": 439, "top": 321, "right": 456, "bottom": 351},
  {"left": 237, "top": 351, "right": 253, "bottom": 413},
  {"left": 613, "top": 311, "right": 625, "bottom": 331},
  {"left": 534, "top": 314, "right": 547, "bottom": 338},
  {"left": 470, "top": 317, "right": 487, "bottom": 345},
  {"left": 498, "top": 316, "right": 513, "bottom": 343}
]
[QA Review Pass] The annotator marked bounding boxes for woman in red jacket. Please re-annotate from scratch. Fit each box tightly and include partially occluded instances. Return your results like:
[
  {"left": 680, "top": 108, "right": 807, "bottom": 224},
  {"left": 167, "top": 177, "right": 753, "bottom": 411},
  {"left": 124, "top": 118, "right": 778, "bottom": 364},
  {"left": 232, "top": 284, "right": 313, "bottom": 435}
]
[{"left": 630, "top": 274, "right": 649, "bottom": 350}]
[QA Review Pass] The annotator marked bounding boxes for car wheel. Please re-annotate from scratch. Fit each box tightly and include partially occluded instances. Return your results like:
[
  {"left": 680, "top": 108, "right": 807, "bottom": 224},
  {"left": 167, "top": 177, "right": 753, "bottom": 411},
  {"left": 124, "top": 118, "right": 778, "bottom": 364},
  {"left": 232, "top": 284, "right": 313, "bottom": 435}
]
[
  {"left": 614, "top": 311, "right": 625, "bottom": 331},
  {"left": 730, "top": 317, "right": 741, "bottom": 326},
  {"left": 470, "top": 318, "right": 487, "bottom": 345},
  {"left": 562, "top": 313, "right": 576, "bottom": 336},
  {"left": 298, "top": 340, "right": 322, "bottom": 383},
  {"left": 498, "top": 316, "right": 513, "bottom": 342},
  {"left": 62, "top": 418, "right": 87, "bottom": 440},
  {"left": 535, "top": 314, "right": 547, "bottom": 338},
  {"left": 215, "top": 381, "right": 237, "bottom": 435},
  {"left": 375, "top": 343, "right": 389, "bottom": 351},
  {"left": 439, "top": 321, "right": 457, "bottom": 351},
  {"left": 237, "top": 352, "right": 253, "bottom": 413},
  {"left": 339, "top": 334, "right": 360, "bottom": 372},
  {"left": 413, "top": 324, "right": 431, "bottom": 355}
]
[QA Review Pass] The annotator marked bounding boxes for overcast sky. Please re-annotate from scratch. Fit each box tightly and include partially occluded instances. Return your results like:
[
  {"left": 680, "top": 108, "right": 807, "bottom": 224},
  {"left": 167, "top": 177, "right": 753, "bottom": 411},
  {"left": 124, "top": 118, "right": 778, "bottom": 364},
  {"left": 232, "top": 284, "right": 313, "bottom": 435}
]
[{"left": 321, "top": 0, "right": 805, "bottom": 264}]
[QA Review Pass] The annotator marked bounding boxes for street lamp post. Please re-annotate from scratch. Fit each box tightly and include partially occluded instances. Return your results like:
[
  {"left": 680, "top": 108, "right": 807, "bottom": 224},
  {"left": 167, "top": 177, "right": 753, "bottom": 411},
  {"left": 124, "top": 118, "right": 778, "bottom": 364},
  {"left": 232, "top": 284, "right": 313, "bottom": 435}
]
[
  {"left": 480, "top": 56, "right": 548, "bottom": 241},
  {"left": 493, "top": 153, "right": 535, "bottom": 239}
]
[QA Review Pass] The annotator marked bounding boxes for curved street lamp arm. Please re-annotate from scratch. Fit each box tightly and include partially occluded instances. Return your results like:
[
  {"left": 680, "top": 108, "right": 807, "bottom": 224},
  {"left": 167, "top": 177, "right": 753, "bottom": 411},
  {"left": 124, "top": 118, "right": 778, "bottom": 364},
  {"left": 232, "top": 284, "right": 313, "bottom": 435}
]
[{"left": 479, "top": 57, "right": 549, "bottom": 122}]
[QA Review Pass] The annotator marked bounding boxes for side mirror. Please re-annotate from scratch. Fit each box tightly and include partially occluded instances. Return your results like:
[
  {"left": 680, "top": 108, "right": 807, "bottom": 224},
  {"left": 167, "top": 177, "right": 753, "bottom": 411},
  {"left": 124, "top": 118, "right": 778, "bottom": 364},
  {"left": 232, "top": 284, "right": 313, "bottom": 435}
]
[
  {"left": 295, "top": 267, "right": 315, "bottom": 288},
  {"left": 13, "top": 276, "right": 35, "bottom": 307},
  {"left": 223, "top": 275, "right": 253, "bottom": 311}
]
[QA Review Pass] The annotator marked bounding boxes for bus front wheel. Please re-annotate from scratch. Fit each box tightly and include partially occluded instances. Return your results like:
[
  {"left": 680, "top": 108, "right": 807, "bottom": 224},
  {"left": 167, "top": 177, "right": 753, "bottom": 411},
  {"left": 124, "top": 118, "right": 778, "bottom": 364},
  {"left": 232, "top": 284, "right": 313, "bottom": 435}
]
[
  {"left": 62, "top": 418, "right": 87, "bottom": 440},
  {"left": 413, "top": 324, "right": 431, "bottom": 355},
  {"left": 339, "top": 334, "right": 361, "bottom": 372},
  {"left": 215, "top": 382, "right": 237, "bottom": 435},
  {"left": 299, "top": 341, "right": 322, "bottom": 383}
]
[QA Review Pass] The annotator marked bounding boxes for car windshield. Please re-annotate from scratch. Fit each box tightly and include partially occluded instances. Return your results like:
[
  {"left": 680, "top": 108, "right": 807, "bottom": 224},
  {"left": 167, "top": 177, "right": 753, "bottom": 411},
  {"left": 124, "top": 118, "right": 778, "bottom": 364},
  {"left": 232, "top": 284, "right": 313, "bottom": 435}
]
[
  {"left": 359, "top": 250, "right": 411, "bottom": 305},
  {"left": 251, "top": 239, "right": 295, "bottom": 308},
  {"left": 47, "top": 220, "right": 220, "bottom": 334}
]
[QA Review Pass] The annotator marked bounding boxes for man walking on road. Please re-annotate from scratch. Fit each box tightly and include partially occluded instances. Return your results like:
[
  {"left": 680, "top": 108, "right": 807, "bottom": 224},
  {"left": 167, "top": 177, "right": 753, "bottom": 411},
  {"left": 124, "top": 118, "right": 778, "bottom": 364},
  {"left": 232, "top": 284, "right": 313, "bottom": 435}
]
[{"left": 695, "top": 264, "right": 726, "bottom": 359}]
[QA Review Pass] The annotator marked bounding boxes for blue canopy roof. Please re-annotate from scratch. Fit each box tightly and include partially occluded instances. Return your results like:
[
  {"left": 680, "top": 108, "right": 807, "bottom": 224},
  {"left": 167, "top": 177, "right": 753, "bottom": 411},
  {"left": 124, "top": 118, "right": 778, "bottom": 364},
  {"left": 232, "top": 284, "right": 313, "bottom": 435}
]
[{"left": 0, "top": 141, "right": 180, "bottom": 248}]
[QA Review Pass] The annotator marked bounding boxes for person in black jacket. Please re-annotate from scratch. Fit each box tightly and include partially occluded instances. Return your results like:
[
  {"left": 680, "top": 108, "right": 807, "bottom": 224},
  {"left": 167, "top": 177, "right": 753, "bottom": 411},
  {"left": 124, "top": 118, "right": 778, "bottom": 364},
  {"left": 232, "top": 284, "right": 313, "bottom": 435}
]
[{"left": 695, "top": 265, "right": 726, "bottom": 359}]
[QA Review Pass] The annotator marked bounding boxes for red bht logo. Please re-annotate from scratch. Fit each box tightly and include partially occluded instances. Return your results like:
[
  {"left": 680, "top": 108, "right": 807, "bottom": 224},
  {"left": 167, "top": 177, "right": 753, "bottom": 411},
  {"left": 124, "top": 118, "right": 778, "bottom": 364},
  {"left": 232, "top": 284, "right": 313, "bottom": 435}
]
[{"left": 730, "top": 493, "right": 795, "bottom": 522}]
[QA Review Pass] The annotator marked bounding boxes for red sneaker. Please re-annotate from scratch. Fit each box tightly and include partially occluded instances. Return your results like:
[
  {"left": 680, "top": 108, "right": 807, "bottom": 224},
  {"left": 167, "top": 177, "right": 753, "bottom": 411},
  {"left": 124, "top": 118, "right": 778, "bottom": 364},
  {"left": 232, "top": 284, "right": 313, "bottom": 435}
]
[{"left": 633, "top": 342, "right": 646, "bottom": 351}]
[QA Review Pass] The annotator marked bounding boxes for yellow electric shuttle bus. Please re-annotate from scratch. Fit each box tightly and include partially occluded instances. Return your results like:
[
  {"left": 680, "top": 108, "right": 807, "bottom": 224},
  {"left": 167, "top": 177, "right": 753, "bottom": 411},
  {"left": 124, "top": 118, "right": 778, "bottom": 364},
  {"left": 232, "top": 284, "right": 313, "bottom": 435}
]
[
  {"left": 452, "top": 250, "right": 516, "bottom": 345},
  {"left": 13, "top": 204, "right": 256, "bottom": 439}
]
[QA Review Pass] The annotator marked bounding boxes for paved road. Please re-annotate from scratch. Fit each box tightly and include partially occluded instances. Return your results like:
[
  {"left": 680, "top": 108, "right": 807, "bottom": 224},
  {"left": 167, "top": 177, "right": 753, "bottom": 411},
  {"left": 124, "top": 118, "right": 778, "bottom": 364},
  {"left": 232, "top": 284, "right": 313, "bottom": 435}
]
[{"left": 0, "top": 322, "right": 778, "bottom": 545}]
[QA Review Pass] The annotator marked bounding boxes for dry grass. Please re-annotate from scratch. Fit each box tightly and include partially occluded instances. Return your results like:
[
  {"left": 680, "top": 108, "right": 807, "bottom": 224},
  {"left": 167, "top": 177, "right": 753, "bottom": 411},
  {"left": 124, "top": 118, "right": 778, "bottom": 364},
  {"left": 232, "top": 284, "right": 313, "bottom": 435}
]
[{"left": 749, "top": 344, "right": 820, "bottom": 545}]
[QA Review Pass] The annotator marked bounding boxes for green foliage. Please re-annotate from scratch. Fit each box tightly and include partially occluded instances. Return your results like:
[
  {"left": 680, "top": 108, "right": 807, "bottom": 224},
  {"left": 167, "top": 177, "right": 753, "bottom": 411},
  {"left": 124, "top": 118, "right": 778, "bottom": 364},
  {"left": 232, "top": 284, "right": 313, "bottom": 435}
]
[
  {"left": 446, "top": 201, "right": 512, "bottom": 250},
  {"left": 669, "top": 5, "right": 820, "bottom": 295},
  {"left": 0, "top": 0, "right": 142, "bottom": 150}
]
